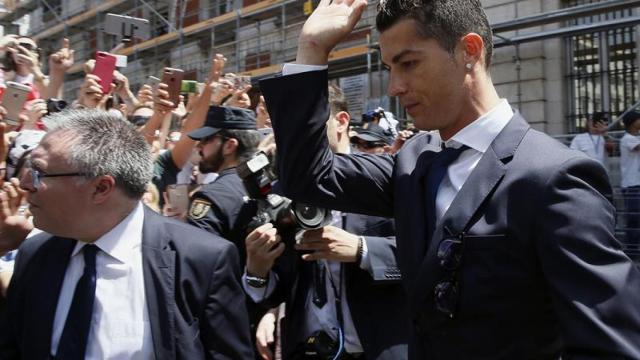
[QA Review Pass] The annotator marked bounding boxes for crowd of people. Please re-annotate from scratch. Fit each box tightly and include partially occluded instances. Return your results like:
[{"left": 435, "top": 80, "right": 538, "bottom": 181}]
[{"left": 0, "top": 0, "right": 637, "bottom": 359}]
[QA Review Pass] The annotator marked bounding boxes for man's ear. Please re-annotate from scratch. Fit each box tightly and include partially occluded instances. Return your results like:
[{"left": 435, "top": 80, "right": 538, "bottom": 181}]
[
  {"left": 91, "top": 175, "right": 116, "bottom": 204},
  {"left": 460, "top": 33, "right": 484, "bottom": 69},
  {"left": 335, "top": 111, "right": 351, "bottom": 134},
  {"left": 223, "top": 137, "right": 239, "bottom": 156}
]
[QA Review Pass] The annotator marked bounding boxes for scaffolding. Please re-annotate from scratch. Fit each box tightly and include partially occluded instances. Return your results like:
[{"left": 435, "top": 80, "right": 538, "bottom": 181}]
[{"left": 0, "top": 0, "right": 639, "bottom": 117}]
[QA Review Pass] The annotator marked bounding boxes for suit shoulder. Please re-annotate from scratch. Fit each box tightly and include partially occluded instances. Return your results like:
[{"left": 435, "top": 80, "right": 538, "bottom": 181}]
[
  {"left": 518, "top": 129, "right": 602, "bottom": 169},
  {"left": 160, "top": 215, "right": 237, "bottom": 254},
  {"left": 17, "top": 231, "right": 55, "bottom": 257}
]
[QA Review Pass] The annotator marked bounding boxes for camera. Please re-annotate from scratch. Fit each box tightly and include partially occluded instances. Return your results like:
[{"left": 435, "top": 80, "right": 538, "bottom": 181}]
[
  {"left": 237, "top": 151, "right": 332, "bottom": 236},
  {"left": 46, "top": 98, "right": 68, "bottom": 115}
]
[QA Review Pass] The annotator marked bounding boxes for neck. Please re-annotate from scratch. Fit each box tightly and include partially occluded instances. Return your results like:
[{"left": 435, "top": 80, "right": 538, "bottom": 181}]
[
  {"left": 76, "top": 200, "right": 138, "bottom": 243},
  {"left": 440, "top": 78, "right": 501, "bottom": 141},
  {"left": 333, "top": 135, "right": 351, "bottom": 154},
  {"left": 219, "top": 157, "right": 238, "bottom": 172}
]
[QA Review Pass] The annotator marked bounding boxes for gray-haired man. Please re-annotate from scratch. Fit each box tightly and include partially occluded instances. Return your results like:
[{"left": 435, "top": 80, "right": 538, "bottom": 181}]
[{"left": 0, "top": 109, "right": 254, "bottom": 359}]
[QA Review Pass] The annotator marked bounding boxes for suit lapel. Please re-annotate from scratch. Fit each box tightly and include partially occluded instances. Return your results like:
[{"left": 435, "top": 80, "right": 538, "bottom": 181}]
[
  {"left": 406, "top": 150, "right": 439, "bottom": 277},
  {"left": 411, "top": 113, "right": 530, "bottom": 307},
  {"left": 30, "top": 236, "right": 75, "bottom": 358},
  {"left": 141, "top": 208, "right": 176, "bottom": 360}
]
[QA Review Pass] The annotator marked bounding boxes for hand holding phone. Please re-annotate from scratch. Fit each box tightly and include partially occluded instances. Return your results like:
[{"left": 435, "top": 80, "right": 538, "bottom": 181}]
[
  {"left": 92, "top": 52, "right": 117, "bottom": 94},
  {"left": 166, "top": 184, "right": 189, "bottom": 214},
  {"left": 2, "top": 81, "right": 31, "bottom": 125},
  {"left": 161, "top": 68, "right": 184, "bottom": 108}
]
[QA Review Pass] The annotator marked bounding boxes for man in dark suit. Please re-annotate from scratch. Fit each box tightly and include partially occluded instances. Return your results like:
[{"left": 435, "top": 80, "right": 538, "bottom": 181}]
[
  {"left": 246, "top": 85, "right": 408, "bottom": 360},
  {"left": 259, "top": 0, "right": 640, "bottom": 358},
  {"left": 0, "top": 109, "right": 254, "bottom": 359}
]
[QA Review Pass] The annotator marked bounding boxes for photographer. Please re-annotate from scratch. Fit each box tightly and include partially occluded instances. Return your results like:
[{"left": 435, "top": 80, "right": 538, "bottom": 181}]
[{"left": 245, "top": 85, "right": 408, "bottom": 360}]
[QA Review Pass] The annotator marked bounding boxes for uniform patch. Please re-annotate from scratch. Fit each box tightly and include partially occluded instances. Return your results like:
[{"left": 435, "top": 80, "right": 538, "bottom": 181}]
[{"left": 189, "top": 199, "right": 211, "bottom": 220}]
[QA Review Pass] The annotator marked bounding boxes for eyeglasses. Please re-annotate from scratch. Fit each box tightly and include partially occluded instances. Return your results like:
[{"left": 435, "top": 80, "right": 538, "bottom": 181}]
[
  {"left": 433, "top": 233, "right": 464, "bottom": 319},
  {"left": 24, "top": 160, "right": 88, "bottom": 189}
]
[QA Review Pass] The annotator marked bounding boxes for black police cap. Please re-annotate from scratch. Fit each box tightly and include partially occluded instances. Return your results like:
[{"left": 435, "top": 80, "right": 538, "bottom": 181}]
[
  {"left": 188, "top": 106, "right": 257, "bottom": 140},
  {"left": 350, "top": 123, "right": 394, "bottom": 145}
]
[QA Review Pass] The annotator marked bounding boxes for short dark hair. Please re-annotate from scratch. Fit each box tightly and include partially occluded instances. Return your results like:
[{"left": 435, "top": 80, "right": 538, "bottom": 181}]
[
  {"left": 376, "top": 0, "right": 494, "bottom": 68},
  {"left": 219, "top": 129, "right": 260, "bottom": 163},
  {"left": 328, "top": 84, "right": 348, "bottom": 115}
]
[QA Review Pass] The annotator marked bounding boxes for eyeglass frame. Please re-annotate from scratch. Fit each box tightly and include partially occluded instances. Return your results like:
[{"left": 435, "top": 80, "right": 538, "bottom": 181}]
[
  {"left": 433, "top": 228, "right": 465, "bottom": 319},
  {"left": 24, "top": 159, "right": 89, "bottom": 189}
]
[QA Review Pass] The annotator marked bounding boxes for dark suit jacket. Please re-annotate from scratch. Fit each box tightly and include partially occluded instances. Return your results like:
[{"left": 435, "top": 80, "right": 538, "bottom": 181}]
[
  {"left": 257, "top": 213, "right": 408, "bottom": 360},
  {"left": 260, "top": 70, "right": 640, "bottom": 359},
  {"left": 0, "top": 206, "right": 254, "bottom": 359}
]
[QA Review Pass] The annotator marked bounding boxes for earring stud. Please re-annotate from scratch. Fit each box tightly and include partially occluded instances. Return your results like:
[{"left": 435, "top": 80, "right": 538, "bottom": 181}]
[{"left": 465, "top": 63, "right": 472, "bottom": 70}]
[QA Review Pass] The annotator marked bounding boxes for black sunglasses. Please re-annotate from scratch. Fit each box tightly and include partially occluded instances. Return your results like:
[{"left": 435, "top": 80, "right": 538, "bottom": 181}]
[{"left": 433, "top": 232, "right": 464, "bottom": 318}]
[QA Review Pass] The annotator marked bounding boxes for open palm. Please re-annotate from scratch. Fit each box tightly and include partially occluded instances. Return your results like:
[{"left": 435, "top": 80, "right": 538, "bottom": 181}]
[{"left": 297, "top": 0, "right": 368, "bottom": 64}]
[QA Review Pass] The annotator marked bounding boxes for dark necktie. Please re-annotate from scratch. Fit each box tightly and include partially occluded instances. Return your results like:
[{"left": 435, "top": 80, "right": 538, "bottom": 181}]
[
  {"left": 56, "top": 244, "right": 99, "bottom": 360},
  {"left": 425, "top": 145, "right": 469, "bottom": 240},
  {"left": 312, "top": 261, "right": 327, "bottom": 308}
]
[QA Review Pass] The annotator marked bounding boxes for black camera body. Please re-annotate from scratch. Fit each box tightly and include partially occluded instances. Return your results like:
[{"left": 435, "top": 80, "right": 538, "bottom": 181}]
[
  {"left": 46, "top": 98, "right": 68, "bottom": 115},
  {"left": 237, "top": 152, "right": 332, "bottom": 236}
]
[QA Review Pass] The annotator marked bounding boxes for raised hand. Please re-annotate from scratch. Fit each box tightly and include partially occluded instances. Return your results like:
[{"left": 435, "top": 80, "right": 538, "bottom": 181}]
[
  {"left": 297, "top": 0, "right": 368, "bottom": 65},
  {"left": 48, "top": 38, "right": 75, "bottom": 73},
  {"left": 0, "top": 179, "right": 33, "bottom": 255}
]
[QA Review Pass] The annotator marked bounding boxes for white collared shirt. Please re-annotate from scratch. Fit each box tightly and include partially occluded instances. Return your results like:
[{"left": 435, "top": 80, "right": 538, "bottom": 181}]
[
  {"left": 570, "top": 133, "right": 606, "bottom": 166},
  {"left": 51, "top": 203, "right": 155, "bottom": 360},
  {"left": 436, "top": 100, "right": 513, "bottom": 221}
]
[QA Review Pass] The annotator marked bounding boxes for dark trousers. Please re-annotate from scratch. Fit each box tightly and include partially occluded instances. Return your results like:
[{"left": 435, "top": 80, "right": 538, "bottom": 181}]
[{"left": 623, "top": 187, "right": 640, "bottom": 247}]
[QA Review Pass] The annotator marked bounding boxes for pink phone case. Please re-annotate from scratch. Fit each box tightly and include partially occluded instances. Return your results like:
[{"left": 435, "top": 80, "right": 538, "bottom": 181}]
[{"left": 92, "top": 51, "right": 117, "bottom": 94}]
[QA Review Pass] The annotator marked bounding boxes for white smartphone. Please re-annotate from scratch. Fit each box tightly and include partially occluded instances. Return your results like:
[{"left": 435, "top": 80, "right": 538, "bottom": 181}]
[
  {"left": 167, "top": 184, "right": 189, "bottom": 213},
  {"left": 2, "top": 81, "right": 31, "bottom": 125}
]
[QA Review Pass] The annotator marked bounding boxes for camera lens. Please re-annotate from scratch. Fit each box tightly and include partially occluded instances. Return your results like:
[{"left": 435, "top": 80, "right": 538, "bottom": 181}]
[
  {"left": 47, "top": 99, "right": 68, "bottom": 114},
  {"left": 292, "top": 203, "right": 330, "bottom": 229}
]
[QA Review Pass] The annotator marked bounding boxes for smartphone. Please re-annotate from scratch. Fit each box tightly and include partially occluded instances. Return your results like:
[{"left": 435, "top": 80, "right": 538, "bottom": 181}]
[
  {"left": 181, "top": 80, "right": 197, "bottom": 93},
  {"left": 224, "top": 73, "right": 237, "bottom": 88},
  {"left": 161, "top": 67, "right": 184, "bottom": 108},
  {"left": 92, "top": 51, "right": 117, "bottom": 94},
  {"left": 238, "top": 75, "right": 251, "bottom": 89},
  {"left": 2, "top": 81, "right": 31, "bottom": 125},
  {"left": 167, "top": 184, "right": 189, "bottom": 214},
  {"left": 148, "top": 75, "right": 160, "bottom": 94},
  {"left": 104, "top": 13, "right": 151, "bottom": 41}
]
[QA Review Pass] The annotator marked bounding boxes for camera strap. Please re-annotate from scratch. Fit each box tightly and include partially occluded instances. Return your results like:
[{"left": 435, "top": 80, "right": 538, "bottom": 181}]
[{"left": 325, "top": 261, "right": 344, "bottom": 329}]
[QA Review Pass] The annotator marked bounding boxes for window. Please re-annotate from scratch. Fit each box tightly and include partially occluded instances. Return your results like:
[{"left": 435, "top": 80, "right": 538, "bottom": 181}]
[{"left": 565, "top": 0, "right": 638, "bottom": 132}]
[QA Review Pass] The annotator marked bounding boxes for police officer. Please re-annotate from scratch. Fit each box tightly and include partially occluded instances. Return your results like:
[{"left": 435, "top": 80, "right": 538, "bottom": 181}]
[{"left": 186, "top": 105, "right": 260, "bottom": 262}]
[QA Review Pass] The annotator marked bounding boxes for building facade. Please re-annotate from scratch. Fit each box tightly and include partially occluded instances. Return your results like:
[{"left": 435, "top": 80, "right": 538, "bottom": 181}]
[{"left": 0, "top": 0, "right": 637, "bottom": 135}]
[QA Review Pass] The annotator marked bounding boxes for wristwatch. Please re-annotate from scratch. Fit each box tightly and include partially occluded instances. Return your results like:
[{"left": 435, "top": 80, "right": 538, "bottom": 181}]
[{"left": 245, "top": 273, "right": 268, "bottom": 288}]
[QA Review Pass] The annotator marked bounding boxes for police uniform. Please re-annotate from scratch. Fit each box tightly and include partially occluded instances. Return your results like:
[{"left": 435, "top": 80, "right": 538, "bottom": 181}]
[
  {"left": 186, "top": 106, "right": 258, "bottom": 264},
  {"left": 188, "top": 167, "right": 255, "bottom": 262}
]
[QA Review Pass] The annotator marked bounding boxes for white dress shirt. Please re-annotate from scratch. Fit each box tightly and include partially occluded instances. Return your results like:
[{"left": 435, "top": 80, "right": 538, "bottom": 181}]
[
  {"left": 570, "top": 132, "right": 606, "bottom": 166},
  {"left": 51, "top": 203, "right": 155, "bottom": 360},
  {"left": 620, "top": 133, "right": 640, "bottom": 188},
  {"left": 436, "top": 100, "right": 513, "bottom": 221}
]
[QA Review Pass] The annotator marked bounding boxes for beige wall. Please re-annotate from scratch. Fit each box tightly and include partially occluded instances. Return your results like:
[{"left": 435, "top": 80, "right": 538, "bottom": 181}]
[{"left": 485, "top": 0, "right": 567, "bottom": 135}]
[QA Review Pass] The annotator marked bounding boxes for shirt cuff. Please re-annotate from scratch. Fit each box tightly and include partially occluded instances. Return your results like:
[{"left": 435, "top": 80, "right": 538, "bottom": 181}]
[
  {"left": 282, "top": 63, "right": 328, "bottom": 76},
  {"left": 358, "top": 237, "right": 371, "bottom": 271},
  {"left": 0, "top": 250, "right": 17, "bottom": 273},
  {"left": 242, "top": 269, "right": 277, "bottom": 302}
]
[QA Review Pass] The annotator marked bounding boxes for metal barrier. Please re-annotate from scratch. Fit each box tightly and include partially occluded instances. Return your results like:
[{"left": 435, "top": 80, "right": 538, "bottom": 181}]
[{"left": 554, "top": 131, "right": 640, "bottom": 259}]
